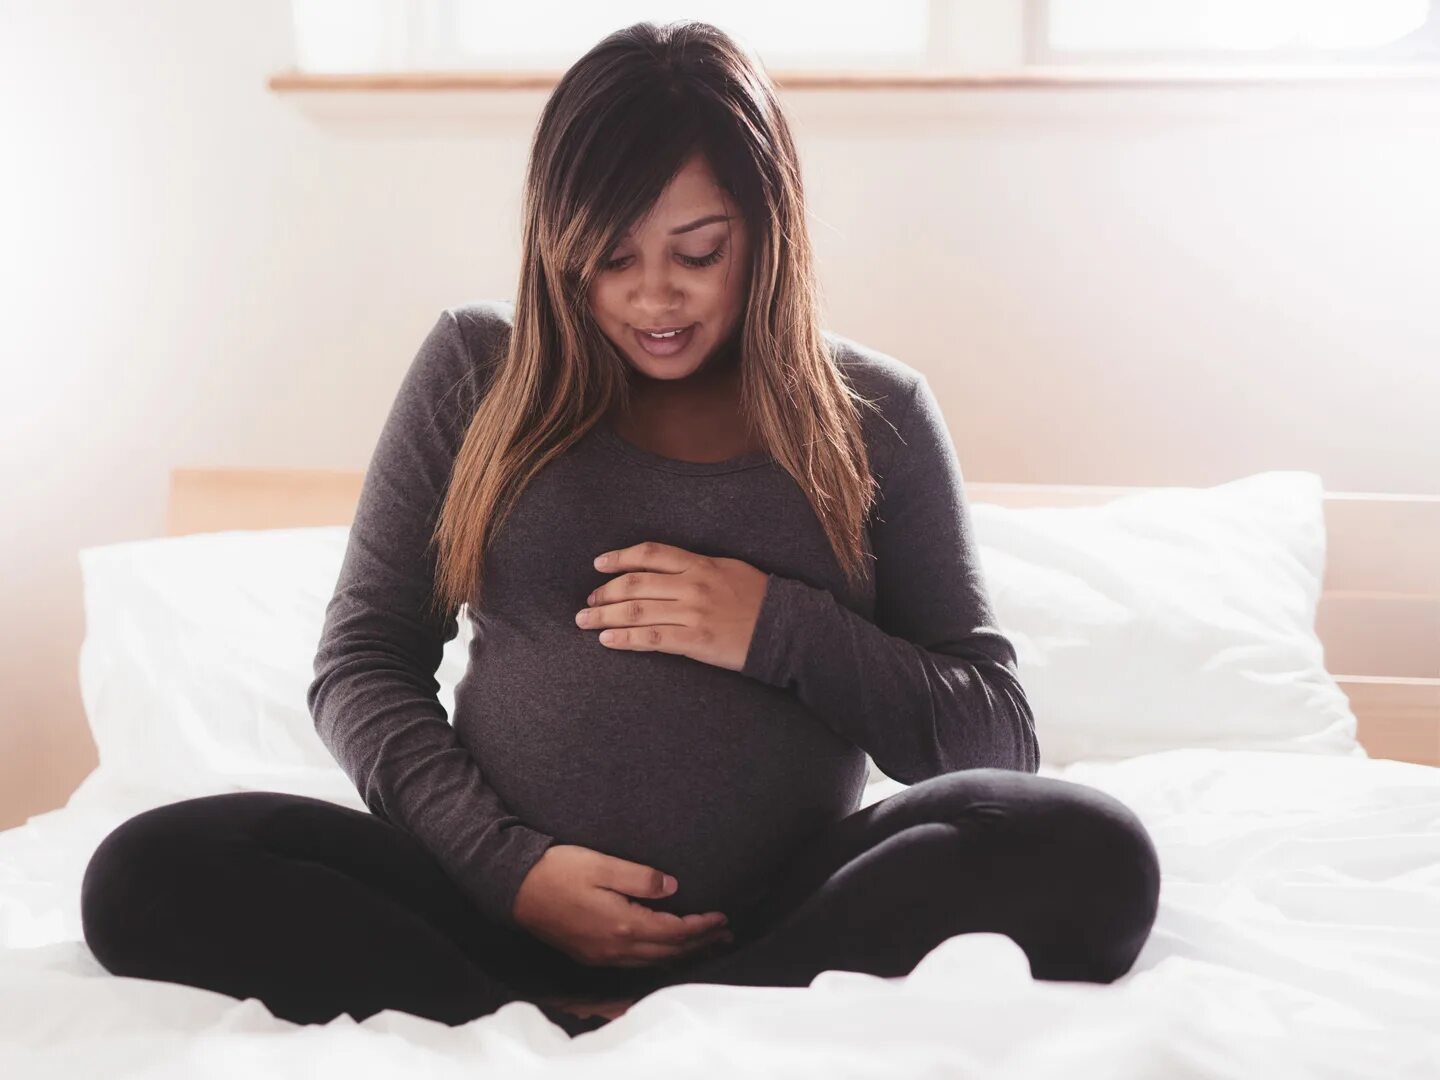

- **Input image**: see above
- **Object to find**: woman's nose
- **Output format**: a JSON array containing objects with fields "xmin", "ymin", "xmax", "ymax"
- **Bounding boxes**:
[{"xmin": 632, "ymin": 267, "xmax": 680, "ymax": 307}]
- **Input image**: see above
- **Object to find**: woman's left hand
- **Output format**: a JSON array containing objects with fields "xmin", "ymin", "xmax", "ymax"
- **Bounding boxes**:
[{"xmin": 576, "ymin": 542, "xmax": 769, "ymax": 673}]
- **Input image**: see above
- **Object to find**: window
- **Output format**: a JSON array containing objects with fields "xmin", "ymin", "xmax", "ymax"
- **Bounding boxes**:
[
  {"xmin": 1028, "ymin": 0, "xmax": 1440, "ymax": 66},
  {"xmin": 438, "ymin": 1, "xmax": 930, "ymax": 70},
  {"xmin": 291, "ymin": 0, "xmax": 933, "ymax": 73},
  {"xmin": 287, "ymin": 0, "xmax": 1440, "ymax": 74}
]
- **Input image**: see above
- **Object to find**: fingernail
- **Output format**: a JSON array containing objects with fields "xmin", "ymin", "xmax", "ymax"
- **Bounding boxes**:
[{"xmin": 662, "ymin": 875, "xmax": 676, "ymax": 893}]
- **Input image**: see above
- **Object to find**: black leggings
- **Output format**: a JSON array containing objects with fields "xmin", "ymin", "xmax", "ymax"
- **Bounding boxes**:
[{"xmin": 80, "ymin": 768, "xmax": 1160, "ymax": 1034}]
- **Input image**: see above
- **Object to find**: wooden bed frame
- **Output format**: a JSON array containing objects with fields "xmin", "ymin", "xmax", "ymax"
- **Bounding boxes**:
[{"xmin": 167, "ymin": 467, "xmax": 1440, "ymax": 769}]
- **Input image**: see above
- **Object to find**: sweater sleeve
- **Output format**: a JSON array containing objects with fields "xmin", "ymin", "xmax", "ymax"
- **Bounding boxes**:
[
  {"xmin": 740, "ymin": 374, "xmax": 1041, "ymax": 782},
  {"xmin": 306, "ymin": 308, "xmax": 555, "ymax": 928}
]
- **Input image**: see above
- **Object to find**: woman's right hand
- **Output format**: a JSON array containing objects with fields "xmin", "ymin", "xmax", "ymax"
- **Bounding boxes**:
[{"xmin": 511, "ymin": 844, "xmax": 734, "ymax": 968}]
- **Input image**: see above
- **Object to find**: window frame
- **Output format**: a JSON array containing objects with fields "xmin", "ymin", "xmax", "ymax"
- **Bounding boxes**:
[{"xmin": 1022, "ymin": 0, "xmax": 1439, "ymax": 67}]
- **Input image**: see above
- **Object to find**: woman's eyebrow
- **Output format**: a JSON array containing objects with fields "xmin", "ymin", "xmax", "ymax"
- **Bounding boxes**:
[
  {"xmin": 623, "ymin": 213, "xmax": 733, "ymax": 239},
  {"xmin": 668, "ymin": 213, "xmax": 733, "ymax": 235}
]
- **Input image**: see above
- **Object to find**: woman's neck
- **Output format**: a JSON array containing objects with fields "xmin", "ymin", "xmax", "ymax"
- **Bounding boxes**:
[
  {"xmin": 609, "ymin": 348, "xmax": 760, "ymax": 461},
  {"xmin": 624, "ymin": 334, "xmax": 742, "ymax": 415}
]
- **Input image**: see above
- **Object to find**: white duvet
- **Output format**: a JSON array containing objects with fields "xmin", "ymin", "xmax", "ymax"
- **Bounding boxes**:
[{"xmin": 2, "ymin": 747, "xmax": 1438, "ymax": 1078}]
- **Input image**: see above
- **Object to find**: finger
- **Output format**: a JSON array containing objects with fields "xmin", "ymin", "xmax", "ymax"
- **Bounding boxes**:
[
  {"xmin": 671, "ymin": 925, "xmax": 737, "ymax": 957},
  {"xmin": 602, "ymin": 859, "xmax": 677, "ymax": 901},
  {"xmin": 585, "ymin": 571, "xmax": 682, "ymax": 608},
  {"xmin": 678, "ymin": 911, "xmax": 730, "ymax": 935},
  {"xmin": 626, "ymin": 907, "xmax": 728, "ymax": 947},
  {"xmin": 594, "ymin": 541, "xmax": 696, "ymax": 575},
  {"xmin": 624, "ymin": 915, "xmax": 731, "ymax": 967},
  {"xmin": 625, "ymin": 925, "xmax": 736, "ymax": 965},
  {"xmin": 585, "ymin": 596, "xmax": 689, "ymax": 630},
  {"xmin": 599, "ymin": 622, "xmax": 697, "ymax": 654}
]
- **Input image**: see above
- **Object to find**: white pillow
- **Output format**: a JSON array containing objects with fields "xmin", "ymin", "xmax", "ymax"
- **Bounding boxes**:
[
  {"xmin": 969, "ymin": 469, "xmax": 1362, "ymax": 765},
  {"xmin": 74, "ymin": 469, "xmax": 1358, "ymax": 796},
  {"xmin": 77, "ymin": 527, "xmax": 474, "ymax": 796}
]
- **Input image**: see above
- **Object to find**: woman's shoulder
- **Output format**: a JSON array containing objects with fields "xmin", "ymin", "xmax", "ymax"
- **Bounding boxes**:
[
  {"xmin": 825, "ymin": 329, "xmax": 923, "ymax": 405},
  {"xmin": 822, "ymin": 329, "xmax": 926, "ymax": 457},
  {"xmin": 446, "ymin": 297, "xmax": 515, "ymax": 362},
  {"xmin": 447, "ymin": 298, "xmax": 516, "ymax": 337}
]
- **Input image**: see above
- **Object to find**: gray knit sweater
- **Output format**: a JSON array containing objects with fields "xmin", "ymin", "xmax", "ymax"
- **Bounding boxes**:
[{"xmin": 307, "ymin": 299, "xmax": 1039, "ymax": 930}]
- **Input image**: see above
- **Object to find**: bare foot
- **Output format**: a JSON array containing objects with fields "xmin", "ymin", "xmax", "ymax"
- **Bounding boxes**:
[{"xmin": 552, "ymin": 997, "xmax": 635, "ymax": 1020}]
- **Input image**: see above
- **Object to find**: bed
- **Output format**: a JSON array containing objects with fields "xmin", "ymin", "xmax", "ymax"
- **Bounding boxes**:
[{"xmin": 1, "ymin": 466, "xmax": 1436, "ymax": 1077}]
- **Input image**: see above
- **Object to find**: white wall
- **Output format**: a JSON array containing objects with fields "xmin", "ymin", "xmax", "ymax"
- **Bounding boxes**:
[{"xmin": 2, "ymin": 0, "xmax": 1437, "ymax": 828}]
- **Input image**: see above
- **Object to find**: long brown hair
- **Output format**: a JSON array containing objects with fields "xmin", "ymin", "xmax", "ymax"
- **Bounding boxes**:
[{"xmin": 428, "ymin": 19, "xmax": 884, "ymax": 623}]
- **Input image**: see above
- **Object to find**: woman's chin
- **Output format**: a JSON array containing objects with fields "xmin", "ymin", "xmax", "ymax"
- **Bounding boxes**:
[{"xmin": 626, "ymin": 348, "xmax": 706, "ymax": 381}]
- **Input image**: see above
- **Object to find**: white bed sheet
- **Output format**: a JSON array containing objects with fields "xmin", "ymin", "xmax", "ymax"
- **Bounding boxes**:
[{"xmin": 2, "ymin": 748, "xmax": 1438, "ymax": 1078}]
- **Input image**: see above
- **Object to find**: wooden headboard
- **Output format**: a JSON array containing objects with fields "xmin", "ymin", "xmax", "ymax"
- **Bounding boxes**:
[{"xmin": 167, "ymin": 467, "xmax": 1440, "ymax": 769}]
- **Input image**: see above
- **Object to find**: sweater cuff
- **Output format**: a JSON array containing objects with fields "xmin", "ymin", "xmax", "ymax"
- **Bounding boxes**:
[
  {"xmin": 458, "ymin": 824, "xmax": 557, "ymax": 928},
  {"xmin": 741, "ymin": 572, "xmax": 806, "ymax": 687}
]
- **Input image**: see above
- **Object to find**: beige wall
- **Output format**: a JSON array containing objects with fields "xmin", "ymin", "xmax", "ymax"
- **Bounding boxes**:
[{"xmin": 3, "ymin": 1, "xmax": 1437, "ymax": 829}]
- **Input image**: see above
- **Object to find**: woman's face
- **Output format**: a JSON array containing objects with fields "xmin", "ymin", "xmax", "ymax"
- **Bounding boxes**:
[{"xmin": 587, "ymin": 152, "xmax": 750, "ymax": 386}]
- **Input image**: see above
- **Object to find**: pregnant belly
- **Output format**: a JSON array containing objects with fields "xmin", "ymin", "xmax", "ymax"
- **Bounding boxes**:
[{"xmin": 454, "ymin": 636, "xmax": 867, "ymax": 919}]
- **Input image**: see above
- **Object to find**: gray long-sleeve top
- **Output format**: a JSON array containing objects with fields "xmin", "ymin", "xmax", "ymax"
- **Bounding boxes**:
[{"xmin": 307, "ymin": 299, "xmax": 1040, "ymax": 930}]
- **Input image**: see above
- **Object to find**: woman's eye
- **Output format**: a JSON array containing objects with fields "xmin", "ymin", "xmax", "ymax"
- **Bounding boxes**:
[
  {"xmin": 682, "ymin": 245, "xmax": 726, "ymax": 269},
  {"xmin": 601, "ymin": 245, "xmax": 726, "ymax": 272}
]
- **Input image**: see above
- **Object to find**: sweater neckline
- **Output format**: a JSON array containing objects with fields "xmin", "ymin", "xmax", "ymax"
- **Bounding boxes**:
[{"xmin": 594, "ymin": 416, "xmax": 774, "ymax": 475}]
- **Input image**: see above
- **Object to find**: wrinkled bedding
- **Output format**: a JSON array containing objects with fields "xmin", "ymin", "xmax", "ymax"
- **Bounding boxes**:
[{"xmin": 2, "ymin": 746, "xmax": 1437, "ymax": 1078}]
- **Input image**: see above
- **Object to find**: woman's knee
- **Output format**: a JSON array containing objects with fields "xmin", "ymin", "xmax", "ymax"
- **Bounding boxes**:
[
  {"xmin": 933, "ymin": 771, "xmax": 1161, "ymax": 977},
  {"xmin": 889, "ymin": 767, "xmax": 1042, "ymax": 826},
  {"xmin": 926, "ymin": 772, "xmax": 1158, "ymax": 885},
  {"xmin": 1031, "ymin": 781, "xmax": 1162, "ymax": 979},
  {"xmin": 906, "ymin": 771, "xmax": 1157, "ymax": 863},
  {"xmin": 80, "ymin": 792, "xmax": 290, "ymax": 971},
  {"xmin": 1052, "ymin": 782, "xmax": 1159, "ymax": 905}
]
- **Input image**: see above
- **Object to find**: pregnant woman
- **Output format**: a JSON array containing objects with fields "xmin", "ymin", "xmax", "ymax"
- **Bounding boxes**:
[{"xmin": 79, "ymin": 20, "xmax": 1160, "ymax": 1038}]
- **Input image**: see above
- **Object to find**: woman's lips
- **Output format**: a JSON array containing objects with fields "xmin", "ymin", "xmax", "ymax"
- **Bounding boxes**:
[{"xmin": 633, "ymin": 324, "xmax": 696, "ymax": 357}]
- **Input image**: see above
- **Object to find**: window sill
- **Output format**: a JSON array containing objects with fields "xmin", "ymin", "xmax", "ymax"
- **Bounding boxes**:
[{"xmin": 269, "ymin": 64, "xmax": 1440, "ymax": 93}]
